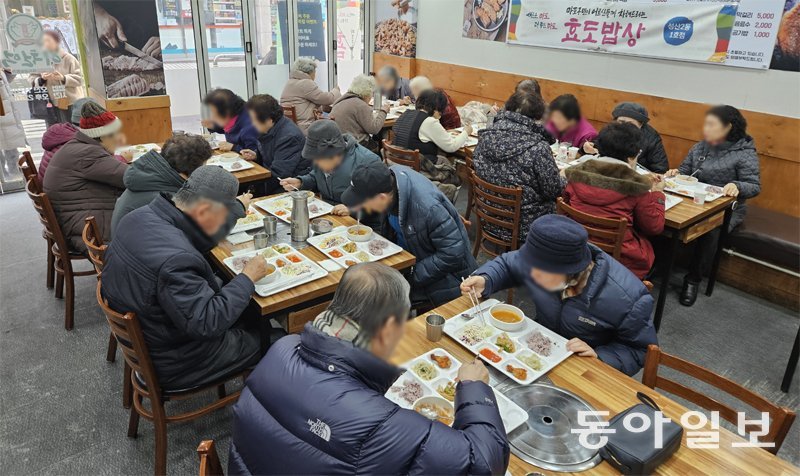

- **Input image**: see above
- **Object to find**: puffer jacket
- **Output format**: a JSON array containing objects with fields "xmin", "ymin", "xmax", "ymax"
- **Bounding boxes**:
[
  {"xmin": 102, "ymin": 194, "xmax": 256, "ymax": 388},
  {"xmin": 476, "ymin": 244, "xmax": 658, "ymax": 376},
  {"xmin": 678, "ymin": 137, "xmax": 760, "ymax": 229},
  {"xmin": 255, "ymin": 115, "xmax": 308, "ymax": 179},
  {"xmin": 209, "ymin": 112, "xmax": 260, "ymax": 153},
  {"xmin": 473, "ymin": 111, "xmax": 565, "ymax": 242},
  {"xmin": 280, "ymin": 70, "xmax": 341, "ymax": 133},
  {"xmin": 564, "ymin": 158, "xmax": 665, "ymax": 279},
  {"xmin": 297, "ymin": 134, "xmax": 381, "ymax": 204},
  {"xmin": 638, "ymin": 124, "xmax": 669, "ymax": 174},
  {"xmin": 386, "ymin": 165, "xmax": 477, "ymax": 305},
  {"xmin": 38, "ymin": 122, "xmax": 78, "ymax": 182},
  {"xmin": 42, "ymin": 131, "xmax": 127, "ymax": 252},
  {"xmin": 228, "ymin": 325, "xmax": 510, "ymax": 475}
]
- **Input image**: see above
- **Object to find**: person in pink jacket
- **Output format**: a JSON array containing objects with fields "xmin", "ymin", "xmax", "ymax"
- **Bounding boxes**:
[{"xmin": 545, "ymin": 94, "xmax": 598, "ymax": 149}]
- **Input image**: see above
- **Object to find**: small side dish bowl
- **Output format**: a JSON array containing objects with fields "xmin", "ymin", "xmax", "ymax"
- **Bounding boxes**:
[
  {"xmin": 675, "ymin": 174, "xmax": 699, "ymax": 187},
  {"xmin": 347, "ymin": 225, "xmax": 373, "ymax": 242},
  {"xmin": 218, "ymin": 152, "xmax": 240, "ymax": 163},
  {"xmin": 488, "ymin": 303, "xmax": 526, "ymax": 332},
  {"xmin": 311, "ymin": 218, "xmax": 333, "ymax": 234},
  {"xmin": 254, "ymin": 263, "xmax": 278, "ymax": 286},
  {"xmin": 413, "ymin": 396, "xmax": 455, "ymax": 426}
]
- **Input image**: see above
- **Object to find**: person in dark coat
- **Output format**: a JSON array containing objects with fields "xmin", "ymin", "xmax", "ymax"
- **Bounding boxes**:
[
  {"xmin": 377, "ymin": 65, "xmax": 414, "ymax": 104},
  {"xmin": 342, "ymin": 162, "xmax": 477, "ymax": 307},
  {"xmin": 280, "ymin": 120, "xmax": 381, "ymax": 219},
  {"xmin": 229, "ymin": 263, "xmax": 509, "ymax": 475},
  {"xmin": 461, "ymin": 215, "xmax": 658, "ymax": 376},
  {"xmin": 102, "ymin": 166, "xmax": 273, "ymax": 390},
  {"xmin": 584, "ymin": 102, "xmax": 670, "ymax": 173},
  {"xmin": 43, "ymin": 101, "xmax": 128, "ymax": 252},
  {"xmin": 110, "ymin": 135, "xmax": 248, "ymax": 237},
  {"xmin": 564, "ymin": 122, "xmax": 666, "ymax": 279},
  {"xmin": 241, "ymin": 94, "xmax": 309, "ymax": 195},
  {"xmin": 473, "ymin": 91, "xmax": 565, "ymax": 242},
  {"xmin": 665, "ymin": 105, "xmax": 761, "ymax": 306},
  {"xmin": 202, "ymin": 89, "xmax": 259, "ymax": 153}
]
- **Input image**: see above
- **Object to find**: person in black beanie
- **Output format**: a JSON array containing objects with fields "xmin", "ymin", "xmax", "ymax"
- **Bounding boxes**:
[{"xmin": 461, "ymin": 214, "xmax": 658, "ymax": 376}]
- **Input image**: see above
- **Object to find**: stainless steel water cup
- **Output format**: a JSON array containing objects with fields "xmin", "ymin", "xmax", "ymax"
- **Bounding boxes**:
[
  {"xmin": 426, "ymin": 314, "xmax": 446, "ymax": 342},
  {"xmin": 263, "ymin": 216, "xmax": 278, "ymax": 236},
  {"xmin": 253, "ymin": 232, "xmax": 268, "ymax": 249}
]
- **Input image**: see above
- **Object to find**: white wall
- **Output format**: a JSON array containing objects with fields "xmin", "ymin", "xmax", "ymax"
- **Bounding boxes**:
[{"xmin": 415, "ymin": 0, "xmax": 800, "ymax": 118}]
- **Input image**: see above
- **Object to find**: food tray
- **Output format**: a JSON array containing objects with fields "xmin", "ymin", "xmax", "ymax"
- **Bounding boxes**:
[
  {"xmin": 230, "ymin": 207, "xmax": 265, "ymax": 234},
  {"xmin": 115, "ymin": 143, "xmax": 160, "ymax": 161},
  {"xmin": 307, "ymin": 228, "xmax": 403, "ymax": 268},
  {"xmin": 443, "ymin": 299, "xmax": 572, "ymax": 385},
  {"xmin": 206, "ymin": 156, "xmax": 254, "ymax": 172},
  {"xmin": 447, "ymin": 130, "xmax": 479, "ymax": 148},
  {"xmin": 222, "ymin": 243, "xmax": 328, "ymax": 298},
  {"xmin": 387, "ymin": 348, "xmax": 529, "ymax": 434},
  {"xmin": 255, "ymin": 193, "xmax": 334, "ymax": 223},
  {"xmin": 664, "ymin": 179, "xmax": 724, "ymax": 202}
]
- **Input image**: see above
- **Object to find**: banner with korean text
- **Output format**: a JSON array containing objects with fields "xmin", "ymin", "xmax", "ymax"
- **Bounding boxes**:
[{"xmin": 507, "ymin": 0, "xmax": 785, "ymax": 69}]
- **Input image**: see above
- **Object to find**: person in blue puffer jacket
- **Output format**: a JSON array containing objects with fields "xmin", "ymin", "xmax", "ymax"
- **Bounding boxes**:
[
  {"xmin": 461, "ymin": 214, "xmax": 658, "ymax": 376},
  {"xmin": 229, "ymin": 263, "xmax": 510, "ymax": 475}
]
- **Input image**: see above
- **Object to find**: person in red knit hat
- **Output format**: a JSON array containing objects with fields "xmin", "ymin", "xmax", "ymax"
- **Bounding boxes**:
[{"xmin": 43, "ymin": 101, "xmax": 129, "ymax": 252}]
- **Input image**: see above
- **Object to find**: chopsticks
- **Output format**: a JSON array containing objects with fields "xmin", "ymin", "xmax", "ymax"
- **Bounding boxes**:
[
  {"xmin": 461, "ymin": 277, "xmax": 487, "ymax": 328},
  {"xmin": 278, "ymin": 177, "xmax": 300, "ymax": 192}
]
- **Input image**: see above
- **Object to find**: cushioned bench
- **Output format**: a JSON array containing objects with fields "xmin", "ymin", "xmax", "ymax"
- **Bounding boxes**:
[{"xmin": 727, "ymin": 205, "xmax": 800, "ymax": 272}]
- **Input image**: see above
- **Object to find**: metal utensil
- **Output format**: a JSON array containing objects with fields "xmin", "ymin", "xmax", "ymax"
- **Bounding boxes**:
[
  {"xmin": 263, "ymin": 216, "xmax": 278, "ymax": 236},
  {"xmin": 278, "ymin": 176, "xmax": 300, "ymax": 192},
  {"xmin": 253, "ymin": 232, "xmax": 268, "ymax": 249},
  {"xmin": 461, "ymin": 277, "xmax": 487, "ymax": 328},
  {"xmin": 425, "ymin": 314, "xmax": 445, "ymax": 342}
]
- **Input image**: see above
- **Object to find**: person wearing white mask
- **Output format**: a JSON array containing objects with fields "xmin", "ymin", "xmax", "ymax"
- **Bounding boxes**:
[{"xmin": 460, "ymin": 214, "xmax": 658, "ymax": 376}]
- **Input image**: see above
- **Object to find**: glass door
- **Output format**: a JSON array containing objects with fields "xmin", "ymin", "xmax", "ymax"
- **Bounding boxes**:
[
  {"xmin": 296, "ymin": 0, "xmax": 330, "ymax": 91},
  {"xmin": 250, "ymin": 0, "xmax": 290, "ymax": 97},
  {"xmin": 333, "ymin": 0, "xmax": 364, "ymax": 92},
  {"xmin": 199, "ymin": 0, "xmax": 249, "ymax": 99}
]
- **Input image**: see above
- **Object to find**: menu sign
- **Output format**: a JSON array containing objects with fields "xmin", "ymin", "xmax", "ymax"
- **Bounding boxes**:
[{"xmin": 507, "ymin": 0, "xmax": 785, "ymax": 69}]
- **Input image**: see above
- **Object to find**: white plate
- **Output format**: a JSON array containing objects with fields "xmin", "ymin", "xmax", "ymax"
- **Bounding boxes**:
[
  {"xmin": 388, "ymin": 348, "xmax": 529, "ymax": 434},
  {"xmin": 443, "ymin": 299, "xmax": 573, "ymax": 385},
  {"xmin": 207, "ymin": 157, "xmax": 255, "ymax": 172},
  {"xmin": 664, "ymin": 179, "xmax": 724, "ymax": 202},
  {"xmin": 307, "ymin": 229, "xmax": 403, "ymax": 269},
  {"xmin": 115, "ymin": 143, "xmax": 161, "ymax": 161},
  {"xmin": 230, "ymin": 207, "xmax": 265, "ymax": 234},
  {"xmin": 255, "ymin": 193, "xmax": 334, "ymax": 224},
  {"xmin": 222, "ymin": 244, "xmax": 328, "ymax": 298}
]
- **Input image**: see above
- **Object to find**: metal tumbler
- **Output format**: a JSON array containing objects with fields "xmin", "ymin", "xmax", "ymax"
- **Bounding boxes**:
[
  {"xmin": 263, "ymin": 216, "xmax": 278, "ymax": 236},
  {"xmin": 426, "ymin": 314, "xmax": 446, "ymax": 342},
  {"xmin": 253, "ymin": 232, "xmax": 268, "ymax": 249}
]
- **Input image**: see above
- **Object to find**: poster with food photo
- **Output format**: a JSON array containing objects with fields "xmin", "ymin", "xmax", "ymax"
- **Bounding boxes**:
[
  {"xmin": 771, "ymin": 0, "xmax": 800, "ymax": 71},
  {"xmin": 374, "ymin": 0, "xmax": 417, "ymax": 57},
  {"xmin": 92, "ymin": 0, "xmax": 166, "ymax": 98},
  {"xmin": 462, "ymin": 0, "xmax": 510, "ymax": 42}
]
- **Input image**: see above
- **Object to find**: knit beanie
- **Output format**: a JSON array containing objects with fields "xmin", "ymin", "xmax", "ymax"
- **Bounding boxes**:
[
  {"xmin": 303, "ymin": 120, "xmax": 346, "ymax": 159},
  {"xmin": 79, "ymin": 101, "xmax": 122, "ymax": 138},
  {"xmin": 71, "ymin": 97, "xmax": 98, "ymax": 125},
  {"xmin": 520, "ymin": 215, "xmax": 593, "ymax": 275},
  {"xmin": 612, "ymin": 102, "xmax": 650, "ymax": 125}
]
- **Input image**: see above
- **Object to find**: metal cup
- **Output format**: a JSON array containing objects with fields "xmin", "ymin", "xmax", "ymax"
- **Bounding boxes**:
[
  {"xmin": 426, "ymin": 314, "xmax": 446, "ymax": 342},
  {"xmin": 263, "ymin": 216, "xmax": 278, "ymax": 236},
  {"xmin": 253, "ymin": 232, "xmax": 268, "ymax": 249}
]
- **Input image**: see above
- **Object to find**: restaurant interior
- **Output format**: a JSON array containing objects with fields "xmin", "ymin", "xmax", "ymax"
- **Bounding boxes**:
[{"xmin": 1, "ymin": 0, "xmax": 799, "ymax": 475}]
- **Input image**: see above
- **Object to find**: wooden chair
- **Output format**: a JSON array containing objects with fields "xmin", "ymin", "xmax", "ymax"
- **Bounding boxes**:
[
  {"xmin": 26, "ymin": 177, "xmax": 96, "ymax": 330},
  {"xmin": 18, "ymin": 154, "xmax": 56, "ymax": 289},
  {"xmin": 470, "ymin": 170, "xmax": 523, "ymax": 303},
  {"xmin": 282, "ymin": 105, "xmax": 298, "ymax": 124},
  {"xmin": 82, "ymin": 217, "xmax": 132, "ymax": 409},
  {"xmin": 557, "ymin": 197, "xmax": 627, "ymax": 261},
  {"xmin": 197, "ymin": 440, "xmax": 224, "ymax": 476},
  {"xmin": 462, "ymin": 149, "xmax": 476, "ymax": 223},
  {"xmin": 643, "ymin": 345, "xmax": 796, "ymax": 454},
  {"xmin": 96, "ymin": 279, "xmax": 246, "ymax": 475},
  {"xmin": 286, "ymin": 300, "xmax": 331, "ymax": 334},
  {"xmin": 381, "ymin": 139, "xmax": 421, "ymax": 172}
]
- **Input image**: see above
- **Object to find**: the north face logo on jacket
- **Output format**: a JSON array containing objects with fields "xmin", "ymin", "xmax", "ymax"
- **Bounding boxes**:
[{"xmin": 307, "ymin": 418, "xmax": 331, "ymax": 442}]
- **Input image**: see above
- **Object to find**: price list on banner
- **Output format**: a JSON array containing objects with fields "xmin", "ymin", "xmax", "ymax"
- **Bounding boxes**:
[{"xmin": 726, "ymin": 1, "xmax": 786, "ymax": 68}]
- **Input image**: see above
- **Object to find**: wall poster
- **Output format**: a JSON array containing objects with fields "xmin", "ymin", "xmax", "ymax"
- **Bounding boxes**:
[
  {"xmin": 463, "ymin": 0, "xmax": 510, "ymax": 42},
  {"xmin": 771, "ymin": 0, "xmax": 800, "ymax": 71},
  {"xmin": 374, "ymin": 0, "xmax": 417, "ymax": 57}
]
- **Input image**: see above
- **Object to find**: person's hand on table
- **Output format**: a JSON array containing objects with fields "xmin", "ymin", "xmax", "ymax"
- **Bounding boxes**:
[
  {"xmin": 456, "ymin": 358, "xmax": 490, "ymax": 384},
  {"xmin": 218, "ymin": 141, "xmax": 234, "ymax": 152},
  {"xmin": 464, "ymin": 124, "xmax": 474, "ymax": 136},
  {"xmin": 460, "ymin": 275, "xmax": 486, "ymax": 297},
  {"xmin": 239, "ymin": 149, "xmax": 257, "ymax": 161},
  {"xmin": 279, "ymin": 177, "xmax": 302, "ymax": 191},
  {"xmin": 201, "ymin": 118, "xmax": 215, "ymax": 130},
  {"xmin": 650, "ymin": 175, "xmax": 667, "ymax": 192},
  {"xmin": 142, "ymin": 37, "xmax": 162, "ymax": 59},
  {"xmin": 120, "ymin": 149, "xmax": 134, "ymax": 162},
  {"xmin": 723, "ymin": 183, "xmax": 739, "ymax": 197},
  {"xmin": 381, "ymin": 103, "xmax": 391, "ymax": 114},
  {"xmin": 242, "ymin": 256, "xmax": 270, "ymax": 283},
  {"xmin": 583, "ymin": 141, "xmax": 598, "ymax": 155},
  {"xmin": 237, "ymin": 193, "xmax": 253, "ymax": 209},
  {"xmin": 399, "ymin": 96, "xmax": 412, "ymax": 106},
  {"xmin": 94, "ymin": 3, "xmax": 127, "ymax": 49},
  {"xmin": 331, "ymin": 204, "xmax": 349, "ymax": 216},
  {"xmin": 664, "ymin": 169, "xmax": 680, "ymax": 178},
  {"xmin": 566, "ymin": 338, "xmax": 597, "ymax": 358}
]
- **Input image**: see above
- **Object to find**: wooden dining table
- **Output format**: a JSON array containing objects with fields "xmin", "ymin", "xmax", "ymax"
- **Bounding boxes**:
[
  {"xmin": 209, "ymin": 198, "xmax": 416, "ymax": 318},
  {"xmin": 395, "ymin": 296, "xmax": 799, "ymax": 476},
  {"xmin": 209, "ymin": 149, "xmax": 271, "ymax": 184}
]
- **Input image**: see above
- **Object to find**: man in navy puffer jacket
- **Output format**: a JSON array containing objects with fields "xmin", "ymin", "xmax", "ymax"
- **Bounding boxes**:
[
  {"xmin": 462, "ymin": 215, "xmax": 658, "ymax": 376},
  {"xmin": 229, "ymin": 263, "xmax": 510, "ymax": 475}
]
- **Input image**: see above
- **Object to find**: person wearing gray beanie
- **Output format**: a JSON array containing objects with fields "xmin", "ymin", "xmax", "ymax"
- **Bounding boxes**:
[{"xmin": 461, "ymin": 214, "xmax": 658, "ymax": 376}]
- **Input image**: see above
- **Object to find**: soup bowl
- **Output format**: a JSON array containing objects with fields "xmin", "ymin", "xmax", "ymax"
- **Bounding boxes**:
[{"xmin": 489, "ymin": 303, "xmax": 526, "ymax": 332}]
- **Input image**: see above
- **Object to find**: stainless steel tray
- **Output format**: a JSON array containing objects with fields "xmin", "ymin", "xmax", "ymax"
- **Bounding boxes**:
[{"xmin": 504, "ymin": 383, "xmax": 603, "ymax": 472}]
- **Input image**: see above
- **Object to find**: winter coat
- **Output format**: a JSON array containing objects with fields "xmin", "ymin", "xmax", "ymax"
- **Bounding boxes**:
[
  {"xmin": 29, "ymin": 49, "xmax": 85, "ymax": 107},
  {"xmin": 678, "ymin": 137, "xmax": 760, "ymax": 229},
  {"xmin": 564, "ymin": 158, "xmax": 665, "ymax": 279},
  {"xmin": 386, "ymin": 165, "xmax": 477, "ymax": 305},
  {"xmin": 638, "ymin": 124, "xmax": 669, "ymax": 174},
  {"xmin": 439, "ymin": 90, "xmax": 462, "ymax": 130},
  {"xmin": 255, "ymin": 115, "xmax": 309, "ymax": 178},
  {"xmin": 38, "ymin": 122, "xmax": 78, "ymax": 182},
  {"xmin": 42, "ymin": 131, "xmax": 127, "ymax": 252},
  {"xmin": 0, "ymin": 71, "xmax": 26, "ymax": 150},
  {"xmin": 209, "ymin": 112, "xmax": 260, "ymax": 153},
  {"xmin": 546, "ymin": 117, "xmax": 598, "ymax": 148},
  {"xmin": 473, "ymin": 111, "xmax": 565, "ymax": 242},
  {"xmin": 228, "ymin": 325, "xmax": 510, "ymax": 475},
  {"xmin": 297, "ymin": 134, "xmax": 381, "ymax": 204},
  {"xmin": 102, "ymin": 194, "xmax": 256, "ymax": 388},
  {"xmin": 330, "ymin": 92, "xmax": 387, "ymax": 144},
  {"xmin": 476, "ymin": 244, "xmax": 658, "ymax": 375},
  {"xmin": 280, "ymin": 71, "xmax": 341, "ymax": 133}
]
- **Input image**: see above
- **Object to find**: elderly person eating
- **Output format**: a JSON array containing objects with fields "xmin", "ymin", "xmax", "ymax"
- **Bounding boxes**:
[
  {"xmin": 330, "ymin": 74, "xmax": 390, "ymax": 151},
  {"xmin": 376, "ymin": 65, "xmax": 413, "ymax": 104},
  {"xmin": 280, "ymin": 58, "xmax": 341, "ymax": 133},
  {"xmin": 229, "ymin": 262, "xmax": 510, "ymax": 475},
  {"xmin": 409, "ymin": 76, "xmax": 461, "ymax": 130}
]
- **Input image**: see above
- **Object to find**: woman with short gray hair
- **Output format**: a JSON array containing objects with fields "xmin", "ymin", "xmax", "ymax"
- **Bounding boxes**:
[
  {"xmin": 280, "ymin": 58, "xmax": 341, "ymax": 133},
  {"xmin": 329, "ymin": 74, "xmax": 390, "ymax": 151}
]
